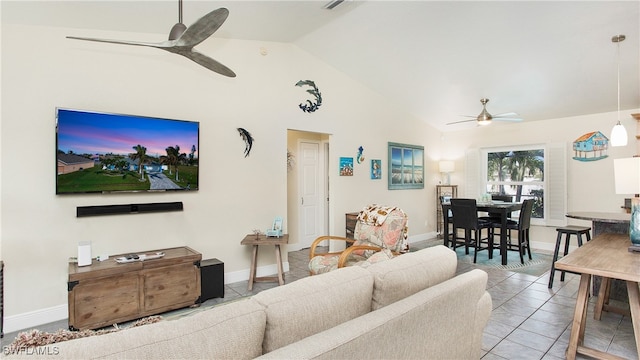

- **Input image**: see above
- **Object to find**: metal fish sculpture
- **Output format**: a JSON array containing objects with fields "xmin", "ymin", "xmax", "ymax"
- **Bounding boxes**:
[
  {"xmin": 357, "ymin": 146, "xmax": 364, "ymax": 164},
  {"xmin": 295, "ymin": 80, "xmax": 322, "ymax": 113},
  {"xmin": 237, "ymin": 128, "xmax": 254, "ymax": 157}
]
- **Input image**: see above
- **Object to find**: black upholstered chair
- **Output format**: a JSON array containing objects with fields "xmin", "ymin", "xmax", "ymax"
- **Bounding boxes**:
[
  {"xmin": 491, "ymin": 194, "xmax": 513, "ymax": 202},
  {"xmin": 480, "ymin": 194, "xmax": 514, "ymax": 222},
  {"xmin": 449, "ymin": 198, "xmax": 494, "ymax": 263},
  {"xmin": 493, "ymin": 199, "xmax": 534, "ymax": 264},
  {"xmin": 440, "ymin": 196, "xmax": 453, "ymax": 247}
]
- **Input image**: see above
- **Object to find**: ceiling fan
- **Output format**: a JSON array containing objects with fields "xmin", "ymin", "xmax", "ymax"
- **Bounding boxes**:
[
  {"xmin": 447, "ymin": 98, "xmax": 523, "ymax": 126},
  {"xmin": 66, "ymin": 0, "xmax": 236, "ymax": 77}
]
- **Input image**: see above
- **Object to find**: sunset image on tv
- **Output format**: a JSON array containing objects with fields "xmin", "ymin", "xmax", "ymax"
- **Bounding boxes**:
[{"xmin": 56, "ymin": 108, "xmax": 199, "ymax": 194}]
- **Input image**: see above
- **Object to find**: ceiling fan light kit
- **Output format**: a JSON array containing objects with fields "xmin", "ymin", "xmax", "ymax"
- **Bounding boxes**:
[
  {"xmin": 477, "ymin": 98, "xmax": 492, "ymax": 125},
  {"xmin": 609, "ymin": 34, "xmax": 627, "ymax": 147}
]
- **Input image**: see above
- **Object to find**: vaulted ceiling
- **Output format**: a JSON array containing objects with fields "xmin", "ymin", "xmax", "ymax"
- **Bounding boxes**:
[{"xmin": 3, "ymin": 1, "xmax": 639, "ymax": 132}]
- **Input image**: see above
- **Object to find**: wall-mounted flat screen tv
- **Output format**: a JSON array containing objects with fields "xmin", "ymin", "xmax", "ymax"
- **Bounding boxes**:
[{"xmin": 56, "ymin": 108, "xmax": 199, "ymax": 194}]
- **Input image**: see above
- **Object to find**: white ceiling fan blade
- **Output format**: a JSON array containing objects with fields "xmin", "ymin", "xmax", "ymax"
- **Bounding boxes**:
[
  {"xmin": 446, "ymin": 119, "xmax": 478, "ymax": 125},
  {"xmin": 494, "ymin": 118, "xmax": 523, "ymax": 122},
  {"xmin": 493, "ymin": 112, "xmax": 519, "ymax": 118}
]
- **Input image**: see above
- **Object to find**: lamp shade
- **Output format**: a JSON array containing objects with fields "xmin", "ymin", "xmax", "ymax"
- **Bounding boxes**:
[
  {"xmin": 610, "ymin": 122, "xmax": 628, "ymax": 147},
  {"xmin": 439, "ymin": 161, "xmax": 455, "ymax": 173},
  {"xmin": 614, "ymin": 157, "xmax": 640, "ymax": 194}
]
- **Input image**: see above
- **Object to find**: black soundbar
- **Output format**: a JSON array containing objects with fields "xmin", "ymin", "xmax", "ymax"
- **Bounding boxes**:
[{"xmin": 77, "ymin": 202, "xmax": 183, "ymax": 217}]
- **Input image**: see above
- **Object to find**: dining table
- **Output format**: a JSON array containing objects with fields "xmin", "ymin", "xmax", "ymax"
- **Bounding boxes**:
[
  {"xmin": 442, "ymin": 201, "xmax": 523, "ymax": 265},
  {"xmin": 554, "ymin": 232, "xmax": 640, "ymax": 360}
]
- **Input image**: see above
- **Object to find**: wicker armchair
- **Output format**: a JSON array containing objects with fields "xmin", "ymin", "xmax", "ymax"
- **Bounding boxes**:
[{"xmin": 308, "ymin": 205, "xmax": 408, "ymax": 275}]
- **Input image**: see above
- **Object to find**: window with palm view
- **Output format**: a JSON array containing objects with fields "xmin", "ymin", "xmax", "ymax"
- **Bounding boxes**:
[{"xmin": 485, "ymin": 148, "xmax": 544, "ymax": 219}]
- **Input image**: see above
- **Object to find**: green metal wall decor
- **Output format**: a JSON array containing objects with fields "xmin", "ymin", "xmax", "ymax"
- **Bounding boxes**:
[{"xmin": 295, "ymin": 80, "xmax": 322, "ymax": 113}]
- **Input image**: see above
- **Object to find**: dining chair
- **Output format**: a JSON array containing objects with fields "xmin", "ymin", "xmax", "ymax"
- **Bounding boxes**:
[
  {"xmin": 491, "ymin": 194, "xmax": 513, "ymax": 202},
  {"xmin": 439, "ymin": 196, "xmax": 453, "ymax": 247},
  {"xmin": 492, "ymin": 199, "xmax": 534, "ymax": 264},
  {"xmin": 449, "ymin": 198, "xmax": 494, "ymax": 263},
  {"xmin": 480, "ymin": 194, "xmax": 514, "ymax": 222}
]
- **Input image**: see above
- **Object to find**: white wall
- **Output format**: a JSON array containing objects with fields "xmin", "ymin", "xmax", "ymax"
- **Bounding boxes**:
[{"xmin": 1, "ymin": 22, "xmax": 437, "ymax": 331}]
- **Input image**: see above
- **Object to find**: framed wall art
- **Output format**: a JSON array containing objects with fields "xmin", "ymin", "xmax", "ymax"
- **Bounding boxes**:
[
  {"xmin": 339, "ymin": 157, "xmax": 353, "ymax": 176},
  {"xmin": 388, "ymin": 142, "xmax": 424, "ymax": 190},
  {"xmin": 371, "ymin": 159, "xmax": 382, "ymax": 179}
]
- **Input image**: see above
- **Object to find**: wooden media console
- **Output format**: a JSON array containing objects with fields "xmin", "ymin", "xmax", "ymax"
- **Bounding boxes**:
[{"xmin": 67, "ymin": 246, "xmax": 201, "ymax": 331}]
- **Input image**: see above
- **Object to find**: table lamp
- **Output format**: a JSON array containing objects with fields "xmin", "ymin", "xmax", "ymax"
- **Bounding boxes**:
[
  {"xmin": 613, "ymin": 157, "xmax": 640, "ymax": 251},
  {"xmin": 439, "ymin": 161, "xmax": 455, "ymax": 185}
]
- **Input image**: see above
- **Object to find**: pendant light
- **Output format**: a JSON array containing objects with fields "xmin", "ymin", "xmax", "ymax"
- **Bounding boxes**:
[{"xmin": 610, "ymin": 34, "xmax": 627, "ymax": 147}]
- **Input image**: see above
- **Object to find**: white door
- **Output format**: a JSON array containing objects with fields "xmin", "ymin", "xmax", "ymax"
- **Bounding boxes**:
[{"xmin": 299, "ymin": 141, "xmax": 323, "ymax": 248}]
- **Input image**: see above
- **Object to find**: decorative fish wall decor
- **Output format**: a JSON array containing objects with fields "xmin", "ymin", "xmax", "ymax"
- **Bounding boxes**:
[
  {"xmin": 295, "ymin": 80, "xmax": 322, "ymax": 113},
  {"xmin": 237, "ymin": 128, "xmax": 254, "ymax": 157}
]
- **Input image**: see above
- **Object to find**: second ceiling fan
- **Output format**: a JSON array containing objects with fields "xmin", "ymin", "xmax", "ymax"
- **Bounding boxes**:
[{"xmin": 447, "ymin": 98, "xmax": 523, "ymax": 126}]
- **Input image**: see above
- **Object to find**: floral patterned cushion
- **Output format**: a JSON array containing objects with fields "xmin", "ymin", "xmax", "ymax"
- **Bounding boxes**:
[
  {"xmin": 355, "ymin": 248, "xmax": 394, "ymax": 268},
  {"xmin": 352, "ymin": 206, "xmax": 409, "ymax": 255},
  {"xmin": 309, "ymin": 253, "xmax": 367, "ymax": 275},
  {"xmin": 308, "ymin": 205, "xmax": 408, "ymax": 275}
]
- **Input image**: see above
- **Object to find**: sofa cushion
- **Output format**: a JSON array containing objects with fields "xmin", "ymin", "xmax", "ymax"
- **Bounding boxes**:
[
  {"xmin": 256, "ymin": 269, "xmax": 491, "ymax": 360},
  {"xmin": 366, "ymin": 245, "xmax": 457, "ymax": 310},
  {"xmin": 252, "ymin": 265, "xmax": 373, "ymax": 354},
  {"xmin": 23, "ymin": 298, "xmax": 266, "ymax": 360}
]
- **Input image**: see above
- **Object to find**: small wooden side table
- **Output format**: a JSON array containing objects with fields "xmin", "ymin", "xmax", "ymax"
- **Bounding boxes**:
[{"xmin": 241, "ymin": 234, "xmax": 289, "ymax": 290}]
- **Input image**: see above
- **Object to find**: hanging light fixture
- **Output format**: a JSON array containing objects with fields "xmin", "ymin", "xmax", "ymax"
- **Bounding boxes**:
[{"xmin": 610, "ymin": 34, "xmax": 627, "ymax": 147}]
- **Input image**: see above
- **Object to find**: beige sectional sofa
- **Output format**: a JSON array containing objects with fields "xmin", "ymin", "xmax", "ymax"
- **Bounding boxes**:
[{"xmin": 7, "ymin": 245, "xmax": 492, "ymax": 359}]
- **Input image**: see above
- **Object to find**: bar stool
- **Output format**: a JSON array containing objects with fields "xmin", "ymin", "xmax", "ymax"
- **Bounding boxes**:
[{"xmin": 548, "ymin": 225, "xmax": 591, "ymax": 288}]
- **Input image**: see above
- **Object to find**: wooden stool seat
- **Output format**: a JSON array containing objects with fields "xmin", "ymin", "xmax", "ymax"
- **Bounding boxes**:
[{"xmin": 548, "ymin": 226, "xmax": 591, "ymax": 288}]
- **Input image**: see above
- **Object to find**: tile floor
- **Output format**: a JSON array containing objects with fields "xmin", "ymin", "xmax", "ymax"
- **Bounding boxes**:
[{"xmin": 2, "ymin": 239, "xmax": 637, "ymax": 360}]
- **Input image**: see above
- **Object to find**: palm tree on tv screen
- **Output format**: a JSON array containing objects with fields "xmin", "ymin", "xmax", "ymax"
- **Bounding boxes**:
[
  {"xmin": 130, "ymin": 145, "xmax": 147, "ymax": 181},
  {"xmin": 162, "ymin": 145, "xmax": 187, "ymax": 182}
]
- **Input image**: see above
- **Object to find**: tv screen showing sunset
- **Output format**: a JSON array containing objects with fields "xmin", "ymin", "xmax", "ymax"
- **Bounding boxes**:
[{"xmin": 56, "ymin": 108, "xmax": 199, "ymax": 194}]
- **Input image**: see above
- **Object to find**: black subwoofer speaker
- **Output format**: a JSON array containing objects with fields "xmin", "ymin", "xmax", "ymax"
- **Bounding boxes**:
[{"xmin": 200, "ymin": 258, "xmax": 224, "ymax": 302}]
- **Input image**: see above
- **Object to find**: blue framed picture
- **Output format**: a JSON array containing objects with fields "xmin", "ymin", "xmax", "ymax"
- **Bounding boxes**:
[
  {"xmin": 371, "ymin": 159, "xmax": 382, "ymax": 179},
  {"xmin": 339, "ymin": 157, "xmax": 353, "ymax": 176},
  {"xmin": 388, "ymin": 142, "xmax": 424, "ymax": 189}
]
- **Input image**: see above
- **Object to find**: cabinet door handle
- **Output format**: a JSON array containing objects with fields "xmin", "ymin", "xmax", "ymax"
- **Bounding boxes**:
[{"xmin": 301, "ymin": 197, "xmax": 304, "ymax": 205}]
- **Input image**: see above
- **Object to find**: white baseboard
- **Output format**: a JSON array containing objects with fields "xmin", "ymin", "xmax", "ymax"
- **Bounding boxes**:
[
  {"xmin": 409, "ymin": 232, "xmax": 435, "ymax": 244},
  {"xmin": 4, "ymin": 304, "xmax": 68, "ymax": 334},
  {"xmin": 223, "ymin": 262, "xmax": 290, "ymax": 284}
]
